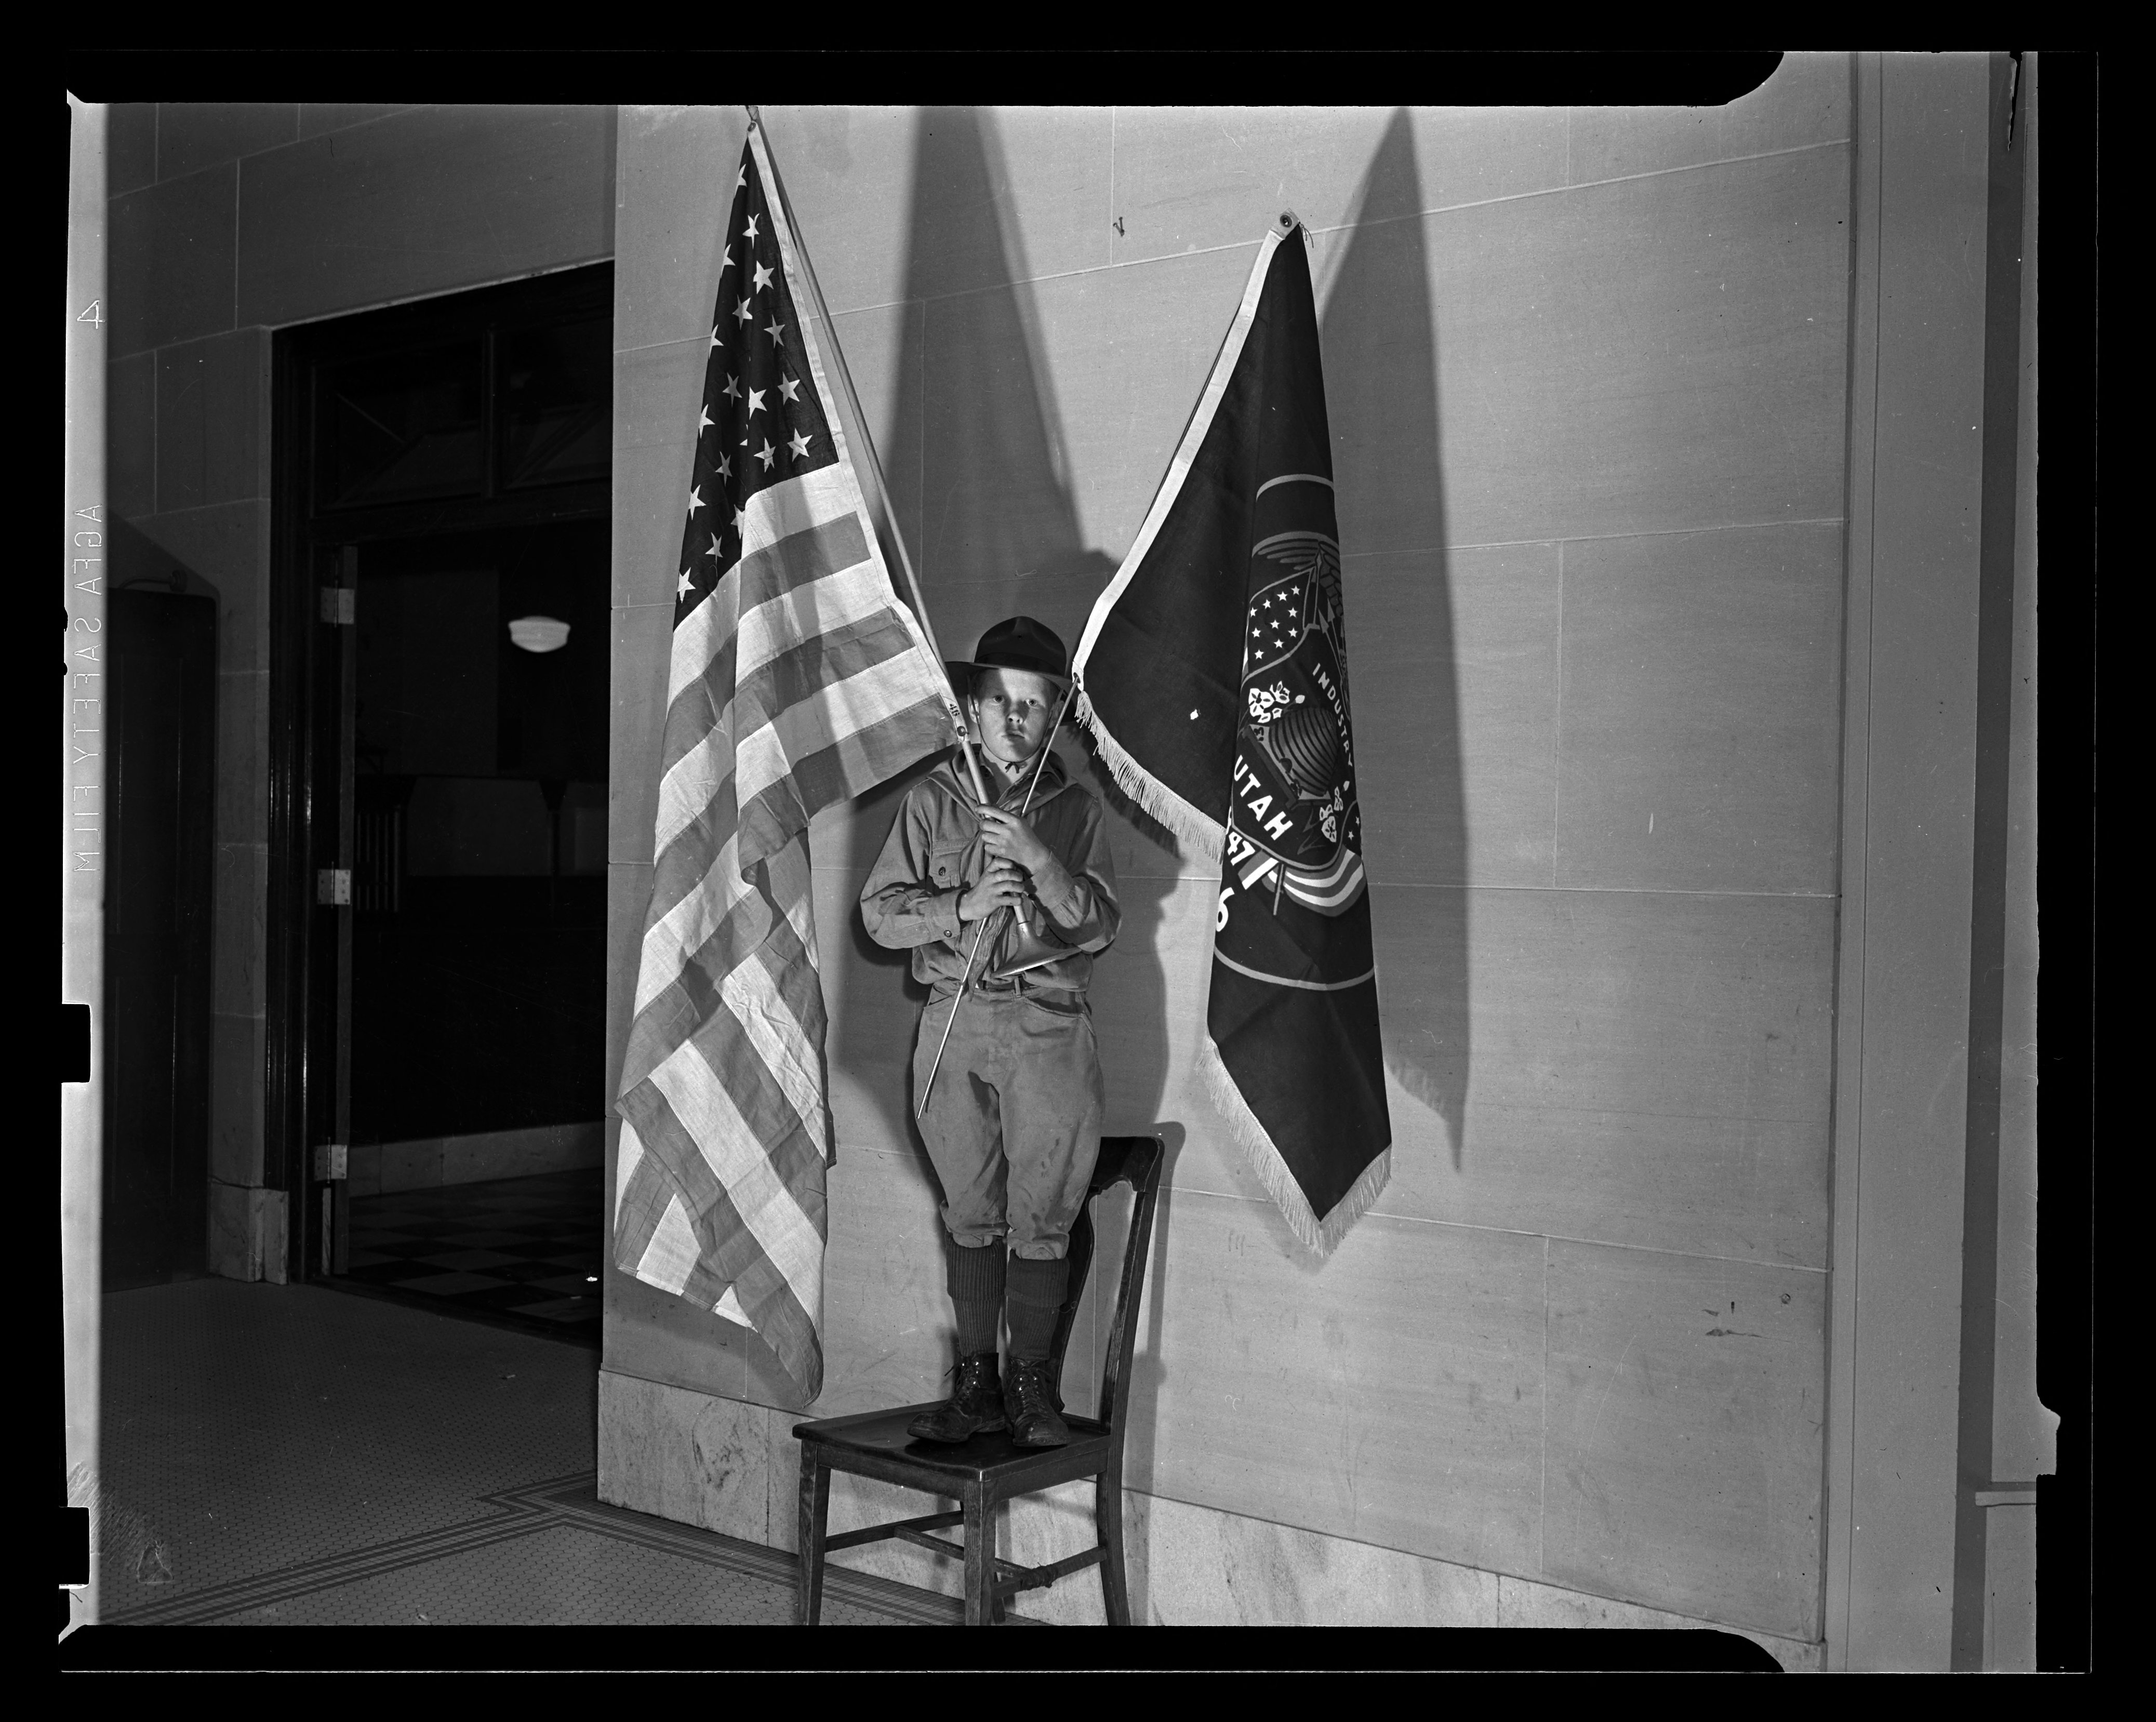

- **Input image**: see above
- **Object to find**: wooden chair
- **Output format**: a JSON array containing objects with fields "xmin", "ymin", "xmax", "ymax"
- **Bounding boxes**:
[{"xmin": 792, "ymin": 1132, "xmax": 1167, "ymax": 1626}]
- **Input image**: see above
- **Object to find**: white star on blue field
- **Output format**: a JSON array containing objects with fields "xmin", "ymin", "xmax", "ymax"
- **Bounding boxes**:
[{"xmin": 674, "ymin": 151, "xmax": 840, "ymax": 625}]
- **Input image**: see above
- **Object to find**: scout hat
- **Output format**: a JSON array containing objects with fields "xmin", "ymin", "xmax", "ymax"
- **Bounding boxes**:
[{"xmin": 946, "ymin": 615, "xmax": 1072, "ymax": 695}]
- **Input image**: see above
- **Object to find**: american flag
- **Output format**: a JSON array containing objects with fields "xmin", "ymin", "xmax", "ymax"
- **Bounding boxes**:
[{"xmin": 612, "ymin": 131, "xmax": 956, "ymax": 1401}]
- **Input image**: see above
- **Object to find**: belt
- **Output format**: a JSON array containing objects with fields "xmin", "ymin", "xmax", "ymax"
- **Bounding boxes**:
[{"xmin": 961, "ymin": 974, "xmax": 1083, "ymax": 998}]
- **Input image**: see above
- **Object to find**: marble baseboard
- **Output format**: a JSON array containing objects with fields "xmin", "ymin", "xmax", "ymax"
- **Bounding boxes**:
[
  {"xmin": 345, "ymin": 1123, "xmax": 605, "ymax": 1198},
  {"xmin": 594, "ymin": 1367, "xmax": 1822, "ymax": 1666},
  {"xmin": 1490, "ymin": 1571, "xmax": 1821, "ymax": 1670},
  {"xmin": 596, "ymin": 1368, "xmax": 771, "ymax": 1544},
  {"xmin": 206, "ymin": 1182, "xmax": 286, "ymax": 1283},
  {"xmin": 1981, "ymin": 1502, "xmax": 2037, "ymax": 1672},
  {"xmin": 260, "ymin": 1190, "xmax": 287, "ymax": 1284}
]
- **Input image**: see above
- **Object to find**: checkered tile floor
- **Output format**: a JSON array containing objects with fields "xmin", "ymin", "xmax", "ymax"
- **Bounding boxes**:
[{"xmin": 338, "ymin": 1168, "xmax": 602, "ymax": 1344}]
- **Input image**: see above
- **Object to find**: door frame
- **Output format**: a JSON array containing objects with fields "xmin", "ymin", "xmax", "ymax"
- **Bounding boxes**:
[
  {"xmin": 266, "ymin": 262, "xmax": 616, "ymax": 1285},
  {"xmin": 1819, "ymin": 52, "xmax": 2055, "ymax": 1671}
]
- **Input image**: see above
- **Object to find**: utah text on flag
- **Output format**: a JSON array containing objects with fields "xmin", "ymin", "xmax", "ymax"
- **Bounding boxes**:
[{"xmin": 612, "ymin": 132, "xmax": 955, "ymax": 1400}]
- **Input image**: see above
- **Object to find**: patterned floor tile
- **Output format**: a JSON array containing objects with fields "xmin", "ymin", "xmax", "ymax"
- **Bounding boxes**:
[
  {"xmin": 97, "ymin": 1288, "xmax": 955, "ymax": 1627},
  {"xmin": 346, "ymin": 1262, "xmax": 450, "ymax": 1285},
  {"xmin": 396, "ymin": 1272, "xmax": 514, "ymax": 1296},
  {"xmin": 95, "ymin": 1280, "xmax": 600, "ymax": 1614},
  {"xmin": 482, "ymin": 1261, "xmax": 575, "ymax": 1285},
  {"xmin": 459, "ymin": 1286, "xmax": 579, "ymax": 1315},
  {"xmin": 412, "ymin": 1249, "xmax": 529, "ymax": 1272},
  {"xmin": 335, "ymin": 1168, "xmax": 605, "ymax": 1346},
  {"xmin": 196, "ymin": 1523, "xmax": 906, "ymax": 1627}
]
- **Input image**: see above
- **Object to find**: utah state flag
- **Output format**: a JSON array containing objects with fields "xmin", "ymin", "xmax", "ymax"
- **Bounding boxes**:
[{"xmin": 1072, "ymin": 216, "xmax": 1390, "ymax": 1254}]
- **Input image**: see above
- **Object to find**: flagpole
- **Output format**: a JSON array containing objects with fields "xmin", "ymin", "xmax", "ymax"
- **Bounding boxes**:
[{"xmin": 746, "ymin": 106, "xmax": 991, "ymax": 808}]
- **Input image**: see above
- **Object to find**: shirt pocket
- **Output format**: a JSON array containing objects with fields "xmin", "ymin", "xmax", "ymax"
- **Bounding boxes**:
[{"xmin": 926, "ymin": 842, "xmax": 971, "ymax": 895}]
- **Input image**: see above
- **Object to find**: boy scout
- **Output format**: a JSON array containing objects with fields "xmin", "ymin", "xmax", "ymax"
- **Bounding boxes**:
[{"xmin": 859, "ymin": 617, "xmax": 1120, "ymax": 1447}]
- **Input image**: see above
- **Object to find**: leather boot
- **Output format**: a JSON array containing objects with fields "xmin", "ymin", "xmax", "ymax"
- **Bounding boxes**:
[
  {"xmin": 1003, "ymin": 1357, "xmax": 1070, "ymax": 1447},
  {"xmin": 907, "ymin": 1351, "xmax": 1007, "ymax": 1443}
]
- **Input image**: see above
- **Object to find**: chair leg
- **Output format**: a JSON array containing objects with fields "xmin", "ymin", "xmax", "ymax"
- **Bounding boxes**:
[
  {"xmin": 1096, "ymin": 1473, "xmax": 1130, "ymax": 1626},
  {"xmin": 796, "ymin": 1453, "xmax": 830, "ymax": 1626},
  {"xmin": 963, "ymin": 1488, "xmax": 995, "ymax": 1626}
]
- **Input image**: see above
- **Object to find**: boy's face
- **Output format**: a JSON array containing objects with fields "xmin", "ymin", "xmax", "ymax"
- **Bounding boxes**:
[{"xmin": 970, "ymin": 668, "xmax": 1059, "ymax": 769}]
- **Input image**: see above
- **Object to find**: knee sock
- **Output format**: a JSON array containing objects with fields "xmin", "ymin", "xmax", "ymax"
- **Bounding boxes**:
[
  {"xmin": 1005, "ymin": 1254, "xmax": 1069, "ymax": 1364},
  {"xmin": 948, "ymin": 1240, "xmax": 1005, "ymax": 1357}
]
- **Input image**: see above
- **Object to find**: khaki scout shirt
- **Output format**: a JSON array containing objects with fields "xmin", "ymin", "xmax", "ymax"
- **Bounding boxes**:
[{"xmin": 859, "ymin": 746, "xmax": 1120, "ymax": 997}]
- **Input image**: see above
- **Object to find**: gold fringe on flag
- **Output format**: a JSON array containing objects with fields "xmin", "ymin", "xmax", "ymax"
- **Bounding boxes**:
[{"xmin": 1193, "ymin": 1029, "xmax": 1392, "ymax": 1259}]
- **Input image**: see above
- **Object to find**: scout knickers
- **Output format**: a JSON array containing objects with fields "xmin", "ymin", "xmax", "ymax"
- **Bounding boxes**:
[{"xmin": 911, "ymin": 987, "xmax": 1104, "ymax": 1261}]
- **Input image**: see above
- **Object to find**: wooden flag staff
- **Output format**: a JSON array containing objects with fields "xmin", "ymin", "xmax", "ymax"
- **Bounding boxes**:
[{"xmin": 744, "ymin": 106, "xmax": 992, "ymax": 810}]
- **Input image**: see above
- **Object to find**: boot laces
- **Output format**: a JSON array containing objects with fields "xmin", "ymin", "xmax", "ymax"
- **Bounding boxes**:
[{"xmin": 1008, "ymin": 1359, "xmax": 1055, "ymax": 1414}]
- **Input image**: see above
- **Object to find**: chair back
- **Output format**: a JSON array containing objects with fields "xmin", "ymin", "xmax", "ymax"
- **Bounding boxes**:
[{"xmin": 1044, "ymin": 1133, "xmax": 1166, "ymax": 1447}]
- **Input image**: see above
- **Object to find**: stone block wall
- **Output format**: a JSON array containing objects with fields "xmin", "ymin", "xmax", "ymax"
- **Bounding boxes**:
[{"xmin": 602, "ymin": 67, "xmax": 1853, "ymax": 1648}]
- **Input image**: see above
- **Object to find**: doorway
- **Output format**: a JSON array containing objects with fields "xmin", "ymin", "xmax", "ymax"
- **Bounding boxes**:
[
  {"xmin": 101, "ymin": 585, "xmax": 216, "ymax": 1290},
  {"xmin": 269, "ymin": 264, "xmax": 614, "ymax": 1343}
]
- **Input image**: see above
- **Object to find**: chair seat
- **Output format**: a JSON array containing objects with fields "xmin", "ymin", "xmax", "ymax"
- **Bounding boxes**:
[{"xmin": 794, "ymin": 1403, "xmax": 1112, "ymax": 1486}]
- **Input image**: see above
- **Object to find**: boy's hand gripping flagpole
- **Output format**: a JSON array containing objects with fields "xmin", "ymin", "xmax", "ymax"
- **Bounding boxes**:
[
  {"xmin": 915, "ymin": 678, "xmax": 1077, "ymax": 1118},
  {"xmin": 745, "ymin": 106, "xmax": 992, "ymax": 810}
]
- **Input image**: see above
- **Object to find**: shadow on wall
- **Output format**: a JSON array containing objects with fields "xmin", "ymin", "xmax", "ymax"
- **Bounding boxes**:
[
  {"xmin": 1319, "ymin": 108, "xmax": 1471, "ymax": 1169},
  {"xmin": 831, "ymin": 106, "xmax": 1469, "ymax": 1294},
  {"xmin": 103, "ymin": 514, "xmax": 225, "ymax": 609},
  {"xmin": 833, "ymin": 105, "xmax": 1172, "ymax": 1186},
  {"xmin": 816, "ymin": 106, "xmax": 1470, "ymax": 1433}
]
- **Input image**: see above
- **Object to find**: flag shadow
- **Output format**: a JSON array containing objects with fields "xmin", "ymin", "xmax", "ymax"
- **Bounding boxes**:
[{"xmin": 1318, "ymin": 109, "xmax": 1472, "ymax": 1172}]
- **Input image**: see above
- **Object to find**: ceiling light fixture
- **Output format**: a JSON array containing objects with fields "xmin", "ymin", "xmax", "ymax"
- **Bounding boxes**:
[{"xmin": 507, "ymin": 615, "xmax": 570, "ymax": 653}]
